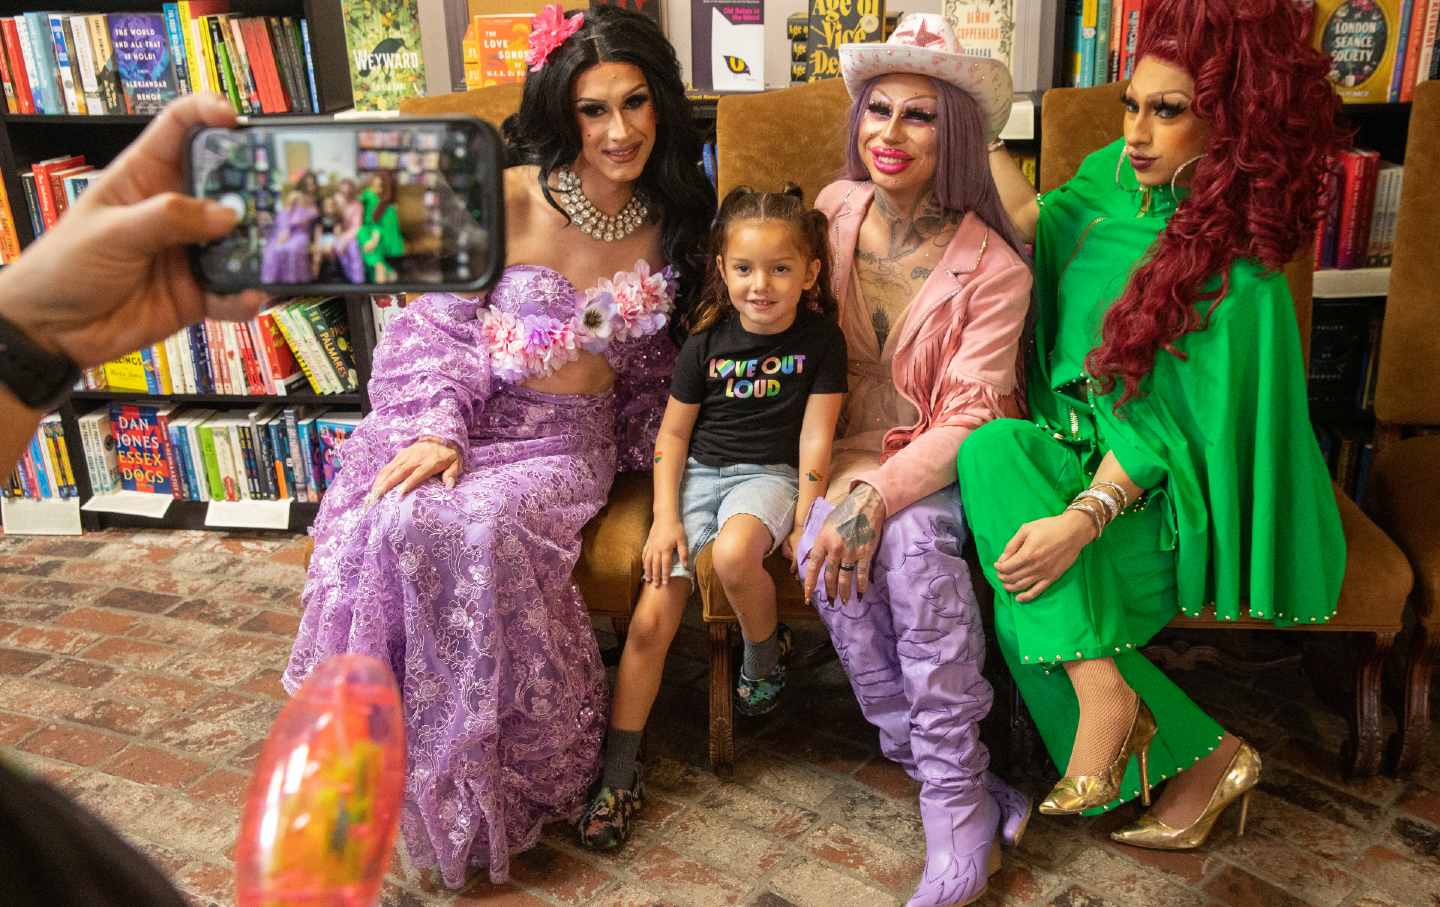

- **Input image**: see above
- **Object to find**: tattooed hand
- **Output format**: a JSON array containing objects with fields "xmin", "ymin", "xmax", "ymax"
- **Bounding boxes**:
[{"xmin": 803, "ymin": 483, "xmax": 887, "ymax": 605}]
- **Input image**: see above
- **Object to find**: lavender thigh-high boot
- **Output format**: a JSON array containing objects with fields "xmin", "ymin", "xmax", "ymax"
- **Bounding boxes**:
[{"xmin": 799, "ymin": 487, "xmax": 1018, "ymax": 907}]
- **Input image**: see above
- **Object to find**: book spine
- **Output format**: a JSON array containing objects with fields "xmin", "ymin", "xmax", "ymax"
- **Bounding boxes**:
[
  {"xmin": 236, "ymin": 423, "xmax": 259, "ymax": 498},
  {"xmin": 1392, "ymin": 0, "xmax": 1418, "ymax": 102},
  {"xmin": 167, "ymin": 419, "xmax": 190, "ymax": 500},
  {"xmin": 268, "ymin": 420, "xmax": 290, "ymax": 499},
  {"xmin": 226, "ymin": 15, "xmax": 261, "ymax": 113},
  {"xmin": 279, "ymin": 17, "xmax": 312, "ymax": 113},
  {"xmin": 179, "ymin": 424, "xmax": 203, "ymax": 501},
  {"xmin": 232, "ymin": 319, "xmax": 259, "ymax": 394},
  {"xmin": 1094, "ymin": 0, "xmax": 1113, "ymax": 85},
  {"xmin": 1079, "ymin": 0, "xmax": 1099, "ymax": 88},
  {"xmin": 206, "ymin": 16, "xmax": 242, "ymax": 111},
  {"xmin": 198, "ymin": 423, "xmax": 223, "ymax": 499},
  {"xmin": 14, "ymin": 17, "xmax": 45, "ymax": 115},
  {"xmin": 66, "ymin": 16, "xmax": 101, "ymax": 114},
  {"xmin": 264, "ymin": 18, "xmax": 297, "ymax": 110},
  {"xmin": 61, "ymin": 17, "xmax": 91, "ymax": 115},
  {"xmin": 1410, "ymin": 0, "xmax": 1440, "ymax": 95},
  {"xmin": 2, "ymin": 20, "xmax": 35, "ymax": 114},
  {"xmin": 0, "ymin": 176, "xmax": 19, "ymax": 263},
  {"xmin": 1335, "ymin": 152, "xmax": 1373, "ymax": 270},
  {"xmin": 33, "ymin": 432, "xmax": 55, "ymax": 498},
  {"xmin": 77, "ymin": 415, "xmax": 101, "ymax": 494},
  {"xmin": 300, "ymin": 18, "xmax": 318, "ymax": 113},
  {"xmin": 191, "ymin": 9, "xmax": 215, "ymax": 93},
  {"xmin": 153, "ymin": 409, "xmax": 182, "ymax": 499},
  {"xmin": 283, "ymin": 408, "xmax": 307, "ymax": 501},
  {"xmin": 303, "ymin": 302, "xmax": 354, "ymax": 392},
  {"xmin": 189, "ymin": 325, "xmax": 213, "ymax": 394},
  {"xmin": 162, "ymin": 4, "xmax": 190, "ymax": 95},
  {"xmin": 86, "ymin": 15, "xmax": 120, "ymax": 115},
  {"xmin": 49, "ymin": 421, "xmax": 76, "ymax": 498},
  {"xmin": 212, "ymin": 426, "xmax": 237, "ymax": 501},
  {"xmin": 183, "ymin": 419, "xmax": 207, "ymax": 501},
  {"xmin": 273, "ymin": 305, "xmax": 325, "ymax": 394},
  {"xmin": 297, "ymin": 418, "xmax": 320, "ymax": 496},
  {"xmin": 88, "ymin": 413, "xmax": 113, "ymax": 495},
  {"xmin": 258, "ymin": 417, "xmax": 280, "ymax": 499},
  {"xmin": 22, "ymin": 14, "xmax": 61, "ymax": 115},
  {"xmin": 0, "ymin": 22, "xmax": 15, "ymax": 113},
  {"xmin": 46, "ymin": 14, "xmax": 81, "ymax": 115}
]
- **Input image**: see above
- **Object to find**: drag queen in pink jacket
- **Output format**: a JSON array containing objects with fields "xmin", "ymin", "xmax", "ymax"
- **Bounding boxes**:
[{"xmin": 796, "ymin": 14, "xmax": 1032, "ymax": 907}]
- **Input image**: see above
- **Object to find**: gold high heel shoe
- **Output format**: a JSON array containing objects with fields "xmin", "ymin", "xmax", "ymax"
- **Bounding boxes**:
[
  {"xmin": 1039, "ymin": 697, "xmax": 1157, "ymax": 815},
  {"xmin": 1109, "ymin": 739, "xmax": 1262, "ymax": 851}
]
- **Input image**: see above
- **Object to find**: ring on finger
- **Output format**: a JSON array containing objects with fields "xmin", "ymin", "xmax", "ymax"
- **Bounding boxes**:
[{"xmin": 838, "ymin": 563, "xmax": 857, "ymax": 572}]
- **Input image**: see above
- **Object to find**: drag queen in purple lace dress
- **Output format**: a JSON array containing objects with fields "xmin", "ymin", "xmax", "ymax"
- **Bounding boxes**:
[
  {"xmin": 283, "ymin": 4, "xmax": 712, "ymax": 889},
  {"xmin": 260, "ymin": 171, "xmax": 319, "ymax": 284}
]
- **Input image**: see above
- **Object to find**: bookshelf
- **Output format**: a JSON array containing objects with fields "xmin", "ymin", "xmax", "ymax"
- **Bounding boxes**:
[{"xmin": 0, "ymin": 0, "xmax": 373, "ymax": 534}]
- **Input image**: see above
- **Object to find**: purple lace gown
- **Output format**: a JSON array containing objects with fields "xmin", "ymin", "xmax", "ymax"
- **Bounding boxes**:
[
  {"xmin": 261, "ymin": 201, "xmax": 319, "ymax": 283},
  {"xmin": 283, "ymin": 265, "xmax": 674, "ymax": 886}
]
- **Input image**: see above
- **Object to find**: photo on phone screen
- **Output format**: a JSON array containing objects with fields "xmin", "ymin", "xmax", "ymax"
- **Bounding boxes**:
[{"xmin": 188, "ymin": 118, "xmax": 504, "ymax": 294}]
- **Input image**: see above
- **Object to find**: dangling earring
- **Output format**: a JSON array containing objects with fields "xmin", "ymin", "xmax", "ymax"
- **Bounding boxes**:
[{"xmin": 1170, "ymin": 155, "xmax": 1203, "ymax": 198}]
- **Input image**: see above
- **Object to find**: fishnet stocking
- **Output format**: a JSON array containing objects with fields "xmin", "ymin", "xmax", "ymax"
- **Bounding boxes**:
[
  {"xmin": 1061, "ymin": 658, "xmax": 1139, "ymax": 777},
  {"xmin": 1150, "ymin": 734, "xmax": 1241, "ymax": 827}
]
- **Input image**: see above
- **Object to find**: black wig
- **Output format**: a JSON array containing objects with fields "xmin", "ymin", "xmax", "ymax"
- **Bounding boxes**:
[{"xmin": 504, "ymin": 5, "xmax": 715, "ymax": 327}]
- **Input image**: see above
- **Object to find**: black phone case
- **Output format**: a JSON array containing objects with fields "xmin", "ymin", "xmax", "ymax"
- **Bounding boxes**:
[{"xmin": 184, "ymin": 115, "xmax": 506, "ymax": 296}]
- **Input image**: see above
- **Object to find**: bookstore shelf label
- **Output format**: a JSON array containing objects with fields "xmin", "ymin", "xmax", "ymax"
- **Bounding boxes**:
[
  {"xmin": 81, "ymin": 490, "xmax": 175, "ymax": 519},
  {"xmin": 205, "ymin": 498, "xmax": 292, "ymax": 529},
  {"xmin": 1, "ymin": 496, "xmax": 82, "ymax": 535}
]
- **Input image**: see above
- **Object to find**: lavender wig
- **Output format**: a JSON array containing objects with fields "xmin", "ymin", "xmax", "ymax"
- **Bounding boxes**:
[{"xmin": 843, "ymin": 76, "xmax": 1027, "ymax": 258}]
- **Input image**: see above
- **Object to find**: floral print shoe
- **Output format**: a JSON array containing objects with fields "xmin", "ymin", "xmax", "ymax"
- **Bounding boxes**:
[
  {"xmin": 735, "ymin": 624, "xmax": 795, "ymax": 717},
  {"xmin": 578, "ymin": 771, "xmax": 645, "ymax": 851}
]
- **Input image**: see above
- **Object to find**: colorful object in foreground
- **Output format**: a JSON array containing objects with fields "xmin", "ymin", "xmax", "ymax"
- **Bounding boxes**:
[
  {"xmin": 234, "ymin": 654, "xmax": 405, "ymax": 907},
  {"xmin": 526, "ymin": 4, "xmax": 583, "ymax": 71}
]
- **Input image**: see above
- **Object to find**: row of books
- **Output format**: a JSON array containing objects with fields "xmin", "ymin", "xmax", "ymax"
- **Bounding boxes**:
[
  {"xmin": 1316, "ymin": 425, "xmax": 1378, "ymax": 506},
  {"xmin": 82, "ymin": 401, "xmax": 361, "ymax": 502},
  {"xmin": 1062, "ymin": 0, "xmax": 1149, "ymax": 88},
  {"xmin": 1308, "ymin": 296, "xmax": 1385, "ymax": 417},
  {"xmin": 787, "ymin": 10, "xmax": 901, "ymax": 87},
  {"xmin": 81, "ymin": 298, "xmax": 359, "ymax": 398},
  {"xmin": 1314, "ymin": 151, "xmax": 1406, "ymax": 271},
  {"xmin": 4, "ymin": 415, "xmax": 78, "ymax": 501},
  {"xmin": 0, "ymin": 5, "xmax": 320, "ymax": 118}
]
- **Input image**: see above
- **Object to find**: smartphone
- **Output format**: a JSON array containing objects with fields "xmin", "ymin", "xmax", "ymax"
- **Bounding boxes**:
[{"xmin": 186, "ymin": 116, "xmax": 505, "ymax": 294}]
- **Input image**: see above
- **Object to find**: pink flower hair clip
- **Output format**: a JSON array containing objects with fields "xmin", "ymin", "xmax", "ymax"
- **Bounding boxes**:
[{"xmin": 526, "ymin": 4, "xmax": 584, "ymax": 72}]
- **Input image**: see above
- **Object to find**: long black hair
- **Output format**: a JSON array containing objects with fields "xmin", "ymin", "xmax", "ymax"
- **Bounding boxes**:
[{"xmin": 504, "ymin": 5, "xmax": 714, "ymax": 331}]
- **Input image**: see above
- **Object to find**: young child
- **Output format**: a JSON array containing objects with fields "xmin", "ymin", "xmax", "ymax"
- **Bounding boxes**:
[{"xmin": 580, "ymin": 186, "xmax": 848, "ymax": 849}]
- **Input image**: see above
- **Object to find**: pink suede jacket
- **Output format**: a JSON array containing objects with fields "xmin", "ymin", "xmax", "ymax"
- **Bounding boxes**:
[{"xmin": 817, "ymin": 180, "xmax": 1032, "ymax": 515}]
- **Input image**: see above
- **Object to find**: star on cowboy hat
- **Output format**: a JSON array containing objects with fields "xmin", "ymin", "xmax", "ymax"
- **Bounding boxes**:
[{"xmin": 839, "ymin": 12, "xmax": 1014, "ymax": 140}]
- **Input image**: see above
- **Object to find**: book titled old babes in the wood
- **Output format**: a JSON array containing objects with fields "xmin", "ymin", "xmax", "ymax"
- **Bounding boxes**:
[
  {"xmin": 342, "ymin": 0, "xmax": 426, "ymax": 110},
  {"xmin": 690, "ymin": 0, "xmax": 764, "ymax": 91}
]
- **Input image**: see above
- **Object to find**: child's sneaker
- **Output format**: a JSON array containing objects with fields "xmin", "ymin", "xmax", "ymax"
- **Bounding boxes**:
[
  {"xmin": 578, "ymin": 770, "xmax": 645, "ymax": 851},
  {"xmin": 735, "ymin": 624, "xmax": 794, "ymax": 717}
]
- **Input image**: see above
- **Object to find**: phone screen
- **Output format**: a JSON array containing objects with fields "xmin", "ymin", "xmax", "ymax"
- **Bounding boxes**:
[{"xmin": 188, "ymin": 118, "xmax": 504, "ymax": 293}]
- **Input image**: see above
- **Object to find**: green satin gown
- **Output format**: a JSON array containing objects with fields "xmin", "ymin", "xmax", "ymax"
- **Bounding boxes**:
[{"xmin": 957, "ymin": 139, "xmax": 1345, "ymax": 813}]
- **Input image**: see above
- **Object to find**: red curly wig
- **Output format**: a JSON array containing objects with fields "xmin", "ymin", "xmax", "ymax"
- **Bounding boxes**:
[{"xmin": 1085, "ymin": 0, "xmax": 1346, "ymax": 405}]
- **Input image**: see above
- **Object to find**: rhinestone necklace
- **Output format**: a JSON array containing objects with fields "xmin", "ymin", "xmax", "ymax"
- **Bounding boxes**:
[{"xmin": 555, "ymin": 165, "xmax": 649, "ymax": 242}]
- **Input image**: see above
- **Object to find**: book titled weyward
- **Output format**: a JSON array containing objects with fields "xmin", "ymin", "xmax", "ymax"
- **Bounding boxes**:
[
  {"xmin": 342, "ymin": 0, "xmax": 426, "ymax": 110},
  {"xmin": 108, "ymin": 13, "xmax": 181, "ymax": 113}
]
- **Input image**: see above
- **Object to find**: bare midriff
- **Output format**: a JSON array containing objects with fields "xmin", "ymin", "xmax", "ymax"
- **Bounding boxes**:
[{"xmin": 520, "ymin": 350, "xmax": 617, "ymax": 396}]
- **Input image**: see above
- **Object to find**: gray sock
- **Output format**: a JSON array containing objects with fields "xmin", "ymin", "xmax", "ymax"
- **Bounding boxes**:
[
  {"xmin": 601, "ymin": 728, "xmax": 643, "ymax": 790},
  {"xmin": 741, "ymin": 627, "xmax": 779, "ymax": 680}
]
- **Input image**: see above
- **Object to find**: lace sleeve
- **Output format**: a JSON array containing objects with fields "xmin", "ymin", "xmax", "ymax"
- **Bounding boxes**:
[{"xmin": 365, "ymin": 292, "xmax": 492, "ymax": 469}]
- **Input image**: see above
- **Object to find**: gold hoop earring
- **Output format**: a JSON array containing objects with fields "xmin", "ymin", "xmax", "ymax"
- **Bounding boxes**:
[
  {"xmin": 1170, "ymin": 155, "xmax": 1204, "ymax": 198},
  {"xmin": 1115, "ymin": 151, "xmax": 1127, "ymax": 190}
]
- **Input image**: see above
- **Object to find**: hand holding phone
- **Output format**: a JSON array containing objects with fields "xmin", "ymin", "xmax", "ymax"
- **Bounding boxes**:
[{"xmin": 187, "ymin": 116, "xmax": 506, "ymax": 295}]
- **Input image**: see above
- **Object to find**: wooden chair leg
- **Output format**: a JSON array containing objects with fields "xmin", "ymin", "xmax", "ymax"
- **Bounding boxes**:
[
  {"xmin": 1391, "ymin": 621, "xmax": 1439, "ymax": 775},
  {"xmin": 1345, "ymin": 631, "xmax": 1397, "ymax": 778},
  {"xmin": 708, "ymin": 621, "xmax": 735, "ymax": 777}
]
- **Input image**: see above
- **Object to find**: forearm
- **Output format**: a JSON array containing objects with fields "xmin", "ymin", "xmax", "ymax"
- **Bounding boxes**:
[
  {"xmin": 989, "ymin": 146, "xmax": 1040, "ymax": 243},
  {"xmin": 796, "ymin": 435, "xmax": 834, "ymax": 532},
  {"xmin": 0, "ymin": 385, "xmax": 44, "ymax": 478},
  {"xmin": 649, "ymin": 432, "xmax": 688, "ymax": 520},
  {"xmin": 1090, "ymin": 451, "xmax": 1144, "ymax": 508}
]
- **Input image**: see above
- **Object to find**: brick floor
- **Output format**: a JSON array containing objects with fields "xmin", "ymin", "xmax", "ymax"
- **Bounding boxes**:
[{"xmin": 0, "ymin": 527, "xmax": 1437, "ymax": 907}]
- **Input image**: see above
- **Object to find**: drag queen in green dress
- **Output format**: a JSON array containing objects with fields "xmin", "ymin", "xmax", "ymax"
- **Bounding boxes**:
[{"xmin": 961, "ymin": 0, "xmax": 1346, "ymax": 850}]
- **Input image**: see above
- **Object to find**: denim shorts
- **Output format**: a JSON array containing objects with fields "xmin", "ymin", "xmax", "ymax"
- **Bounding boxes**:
[{"xmin": 670, "ymin": 458, "xmax": 799, "ymax": 579}]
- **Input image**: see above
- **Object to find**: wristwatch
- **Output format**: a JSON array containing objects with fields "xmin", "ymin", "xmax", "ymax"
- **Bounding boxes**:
[{"xmin": 0, "ymin": 312, "xmax": 80, "ymax": 410}]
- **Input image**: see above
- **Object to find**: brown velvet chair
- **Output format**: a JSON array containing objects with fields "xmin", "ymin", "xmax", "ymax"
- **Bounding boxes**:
[
  {"xmin": 700, "ymin": 79, "xmax": 854, "ymax": 774},
  {"xmin": 1365, "ymin": 80, "xmax": 1440, "ymax": 774},
  {"xmin": 1040, "ymin": 82, "xmax": 1414, "ymax": 777}
]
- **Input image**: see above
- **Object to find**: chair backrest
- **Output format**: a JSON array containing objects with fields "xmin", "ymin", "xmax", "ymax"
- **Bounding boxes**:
[
  {"xmin": 1374, "ymin": 80, "xmax": 1440, "ymax": 428},
  {"xmin": 1038, "ymin": 83, "xmax": 1316, "ymax": 366},
  {"xmin": 397, "ymin": 83, "xmax": 524, "ymax": 128},
  {"xmin": 715, "ymin": 78, "xmax": 854, "ymax": 205}
]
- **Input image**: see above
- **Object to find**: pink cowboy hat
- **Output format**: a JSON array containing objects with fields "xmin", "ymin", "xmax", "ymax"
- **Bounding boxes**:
[{"xmin": 840, "ymin": 12, "xmax": 1013, "ymax": 139}]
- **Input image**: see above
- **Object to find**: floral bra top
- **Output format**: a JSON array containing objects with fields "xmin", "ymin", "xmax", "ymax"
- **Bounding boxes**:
[{"xmin": 479, "ymin": 259, "xmax": 677, "ymax": 383}]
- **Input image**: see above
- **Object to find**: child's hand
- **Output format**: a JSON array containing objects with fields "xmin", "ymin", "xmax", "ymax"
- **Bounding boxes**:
[{"xmin": 643, "ymin": 518, "xmax": 688, "ymax": 587}]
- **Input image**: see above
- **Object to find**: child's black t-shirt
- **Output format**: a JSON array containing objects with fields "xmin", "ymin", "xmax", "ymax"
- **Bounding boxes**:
[{"xmin": 669, "ymin": 308, "xmax": 848, "ymax": 467}]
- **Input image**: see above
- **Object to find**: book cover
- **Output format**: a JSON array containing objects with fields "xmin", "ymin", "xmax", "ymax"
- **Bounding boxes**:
[
  {"xmin": 589, "ymin": 1, "xmax": 660, "ymax": 24},
  {"xmin": 419, "ymin": 0, "xmax": 468, "ymax": 95},
  {"xmin": 102, "ymin": 350, "xmax": 150, "ymax": 393},
  {"xmin": 86, "ymin": 14, "xmax": 124, "ymax": 114},
  {"xmin": 314, "ymin": 413, "xmax": 363, "ymax": 488},
  {"xmin": 691, "ymin": 0, "xmax": 763, "ymax": 91},
  {"xmin": 942, "ymin": 1, "xmax": 1014, "ymax": 66},
  {"xmin": 1308, "ymin": 298, "xmax": 1379, "ymax": 410},
  {"xmin": 462, "ymin": 14, "xmax": 530, "ymax": 90},
  {"xmin": 111, "ymin": 402, "xmax": 177, "ymax": 495},
  {"xmin": 300, "ymin": 298, "xmax": 358, "ymax": 391},
  {"xmin": 341, "ymin": 0, "xmax": 425, "ymax": 111},
  {"xmin": 803, "ymin": 0, "xmax": 877, "ymax": 86},
  {"xmin": 1313, "ymin": 0, "xmax": 1404, "ymax": 103},
  {"xmin": 109, "ymin": 13, "xmax": 182, "ymax": 113}
]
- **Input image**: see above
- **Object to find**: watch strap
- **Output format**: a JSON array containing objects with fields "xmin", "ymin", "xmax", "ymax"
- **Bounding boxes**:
[{"xmin": 0, "ymin": 312, "xmax": 80, "ymax": 410}]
